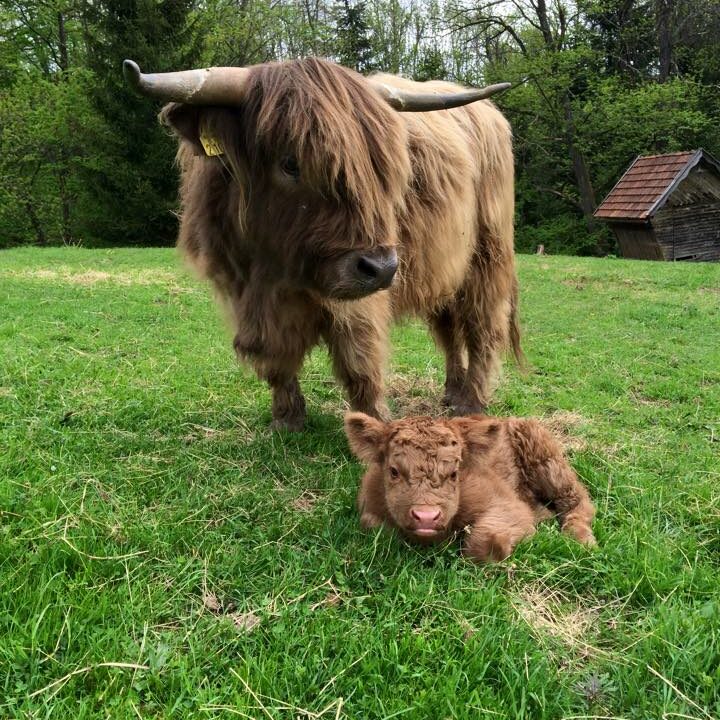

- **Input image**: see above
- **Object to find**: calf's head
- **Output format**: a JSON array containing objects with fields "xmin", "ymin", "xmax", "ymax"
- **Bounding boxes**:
[
  {"xmin": 345, "ymin": 413, "xmax": 465, "ymax": 542},
  {"xmin": 124, "ymin": 58, "xmax": 510, "ymax": 300}
]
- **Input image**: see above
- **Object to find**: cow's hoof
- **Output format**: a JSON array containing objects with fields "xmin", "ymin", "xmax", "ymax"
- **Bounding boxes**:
[
  {"xmin": 451, "ymin": 402, "xmax": 487, "ymax": 417},
  {"xmin": 352, "ymin": 402, "xmax": 391, "ymax": 422},
  {"xmin": 442, "ymin": 384, "xmax": 464, "ymax": 410},
  {"xmin": 270, "ymin": 414, "xmax": 305, "ymax": 432},
  {"xmin": 374, "ymin": 403, "xmax": 392, "ymax": 423},
  {"xmin": 442, "ymin": 393, "xmax": 461, "ymax": 410}
]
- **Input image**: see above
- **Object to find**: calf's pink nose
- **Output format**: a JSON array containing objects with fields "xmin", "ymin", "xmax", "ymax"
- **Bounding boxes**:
[{"xmin": 410, "ymin": 507, "xmax": 441, "ymax": 526}]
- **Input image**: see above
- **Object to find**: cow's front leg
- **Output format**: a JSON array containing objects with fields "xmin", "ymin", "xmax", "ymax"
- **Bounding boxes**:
[
  {"xmin": 239, "ymin": 339, "xmax": 308, "ymax": 431},
  {"xmin": 267, "ymin": 372, "xmax": 306, "ymax": 431},
  {"xmin": 323, "ymin": 301, "xmax": 391, "ymax": 421}
]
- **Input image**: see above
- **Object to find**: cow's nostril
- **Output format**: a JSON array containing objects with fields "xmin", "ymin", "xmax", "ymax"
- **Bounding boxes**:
[
  {"xmin": 354, "ymin": 251, "xmax": 398, "ymax": 289},
  {"xmin": 356, "ymin": 256, "xmax": 380, "ymax": 279}
]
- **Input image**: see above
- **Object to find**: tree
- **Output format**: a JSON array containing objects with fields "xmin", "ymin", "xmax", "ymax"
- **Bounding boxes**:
[
  {"xmin": 334, "ymin": 0, "xmax": 374, "ymax": 72},
  {"xmin": 81, "ymin": 0, "xmax": 204, "ymax": 245},
  {"xmin": 0, "ymin": 2, "xmax": 113, "ymax": 246},
  {"xmin": 447, "ymin": 0, "xmax": 604, "ymax": 241}
]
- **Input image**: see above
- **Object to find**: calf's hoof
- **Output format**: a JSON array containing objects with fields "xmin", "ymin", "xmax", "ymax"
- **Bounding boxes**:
[
  {"xmin": 561, "ymin": 519, "xmax": 597, "ymax": 547},
  {"xmin": 464, "ymin": 533, "xmax": 513, "ymax": 563}
]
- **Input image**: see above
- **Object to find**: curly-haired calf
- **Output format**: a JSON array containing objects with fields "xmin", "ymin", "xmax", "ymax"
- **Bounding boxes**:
[{"xmin": 345, "ymin": 413, "xmax": 596, "ymax": 562}]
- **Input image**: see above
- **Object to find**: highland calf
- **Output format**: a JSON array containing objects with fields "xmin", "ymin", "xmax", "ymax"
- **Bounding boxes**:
[
  {"xmin": 345, "ymin": 413, "xmax": 596, "ymax": 562},
  {"xmin": 124, "ymin": 58, "xmax": 520, "ymax": 430}
]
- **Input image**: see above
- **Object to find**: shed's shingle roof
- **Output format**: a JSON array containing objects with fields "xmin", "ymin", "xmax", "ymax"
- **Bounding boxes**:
[{"xmin": 594, "ymin": 151, "xmax": 699, "ymax": 221}]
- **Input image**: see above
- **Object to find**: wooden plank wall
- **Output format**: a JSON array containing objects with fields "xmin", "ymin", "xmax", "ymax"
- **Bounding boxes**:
[
  {"xmin": 612, "ymin": 224, "xmax": 665, "ymax": 260},
  {"xmin": 653, "ymin": 203, "xmax": 720, "ymax": 261}
]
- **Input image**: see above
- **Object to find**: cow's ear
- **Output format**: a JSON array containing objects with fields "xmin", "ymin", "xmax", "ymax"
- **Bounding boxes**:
[
  {"xmin": 451, "ymin": 417, "xmax": 501, "ymax": 458},
  {"xmin": 160, "ymin": 104, "xmax": 242, "ymax": 160},
  {"xmin": 344, "ymin": 412, "xmax": 387, "ymax": 464},
  {"xmin": 159, "ymin": 102, "xmax": 203, "ymax": 148}
]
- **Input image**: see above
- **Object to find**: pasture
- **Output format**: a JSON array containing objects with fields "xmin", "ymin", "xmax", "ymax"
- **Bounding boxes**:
[{"xmin": 1, "ymin": 247, "xmax": 718, "ymax": 718}]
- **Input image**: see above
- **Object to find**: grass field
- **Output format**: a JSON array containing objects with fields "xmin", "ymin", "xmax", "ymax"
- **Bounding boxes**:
[{"xmin": 1, "ymin": 247, "xmax": 719, "ymax": 719}]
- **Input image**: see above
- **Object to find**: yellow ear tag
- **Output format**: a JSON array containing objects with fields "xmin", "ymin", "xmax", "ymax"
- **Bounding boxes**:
[{"xmin": 199, "ymin": 124, "xmax": 224, "ymax": 157}]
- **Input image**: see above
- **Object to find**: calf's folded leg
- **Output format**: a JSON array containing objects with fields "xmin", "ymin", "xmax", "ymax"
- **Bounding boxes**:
[
  {"xmin": 356, "ymin": 470, "xmax": 386, "ymax": 530},
  {"xmin": 463, "ymin": 498, "xmax": 537, "ymax": 563},
  {"xmin": 506, "ymin": 420, "xmax": 597, "ymax": 546}
]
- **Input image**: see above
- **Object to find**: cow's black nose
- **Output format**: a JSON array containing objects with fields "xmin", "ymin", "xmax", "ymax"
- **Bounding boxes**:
[{"xmin": 356, "ymin": 250, "xmax": 398, "ymax": 289}]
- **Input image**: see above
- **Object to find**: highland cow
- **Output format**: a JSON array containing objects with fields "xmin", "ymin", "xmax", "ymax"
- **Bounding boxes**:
[
  {"xmin": 345, "ymin": 412, "xmax": 596, "ymax": 562},
  {"xmin": 124, "ymin": 58, "xmax": 521, "ymax": 430}
]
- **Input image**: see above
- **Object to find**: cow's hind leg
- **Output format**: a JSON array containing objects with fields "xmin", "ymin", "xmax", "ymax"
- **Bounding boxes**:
[
  {"xmin": 323, "ymin": 302, "xmax": 390, "ymax": 421},
  {"xmin": 429, "ymin": 305, "xmax": 466, "ymax": 411},
  {"xmin": 454, "ymin": 264, "xmax": 513, "ymax": 415}
]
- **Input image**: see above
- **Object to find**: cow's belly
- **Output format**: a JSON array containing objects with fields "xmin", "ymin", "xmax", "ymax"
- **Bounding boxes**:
[{"xmin": 393, "ymin": 213, "xmax": 476, "ymax": 315}]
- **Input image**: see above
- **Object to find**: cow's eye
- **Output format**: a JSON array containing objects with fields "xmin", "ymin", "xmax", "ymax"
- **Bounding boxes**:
[
  {"xmin": 450, "ymin": 471, "xmax": 458, "ymax": 481},
  {"xmin": 389, "ymin": 466, "xmax": 400, "ymax": 479},
  {"xmin": 280, "ymin": 155, "xmax": 300, "ymax": 180}
]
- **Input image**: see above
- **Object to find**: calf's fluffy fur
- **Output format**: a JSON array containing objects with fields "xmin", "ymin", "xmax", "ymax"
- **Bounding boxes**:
[{"xmin": 345, "ymin": 413, "xmax": 596, "ymax": 562}]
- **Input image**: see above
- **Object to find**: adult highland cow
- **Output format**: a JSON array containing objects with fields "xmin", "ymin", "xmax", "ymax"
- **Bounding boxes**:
[{"xmin": 124, "ymin": 58, "xmax": 521, "ymax": 430}]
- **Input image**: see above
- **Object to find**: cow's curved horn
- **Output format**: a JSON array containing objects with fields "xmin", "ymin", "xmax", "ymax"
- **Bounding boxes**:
[
  {"xmin": 123, "ymin": 59, "xmax": 250, "ymax": 105},
  {"xmin": 372, "ymin": 81, "xmax": 511, "ymax": 112}
]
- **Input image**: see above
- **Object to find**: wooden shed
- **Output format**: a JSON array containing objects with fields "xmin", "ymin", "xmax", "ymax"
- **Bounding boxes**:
[{"xmin": 594, "ymin": 149, "xmax": 720, "ymax": 261}]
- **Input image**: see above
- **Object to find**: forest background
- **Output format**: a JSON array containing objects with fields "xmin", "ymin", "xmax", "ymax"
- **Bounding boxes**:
[{"xmin": 1, "ymin": 0, "xmax": 719, "ymax": 255}]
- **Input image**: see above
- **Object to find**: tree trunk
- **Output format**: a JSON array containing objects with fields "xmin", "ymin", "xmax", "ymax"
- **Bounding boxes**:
[
  {"xmin": 563, "ymin": 98, "xmax": 598, "ymax": 233},
  {"xmin": 58, "ymin": 168, "xmax": 73, "ymax": 245},
  {"xmin": 58, "ymin": 11, "xmax": 69, "ymax": 74},
  {"xmin": 657, "ymin": 0, "xmax": 673, "ymax": 82},
  {"xmin": 26, "ymin": 201, "xmax": 47, "ymax": 246},
  {"xmin": 57, "ymin": 11, "xmax": 73, "ymax": 244}
]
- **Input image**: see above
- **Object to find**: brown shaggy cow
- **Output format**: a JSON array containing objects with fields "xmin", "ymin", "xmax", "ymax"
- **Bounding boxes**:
[
  {"xmin": 124, "ymin": 58, "xmax": 521, "ymax": 430},
  {"xmin": 345, "ymin": 412, "xmax": 596, "ymax": 562}
]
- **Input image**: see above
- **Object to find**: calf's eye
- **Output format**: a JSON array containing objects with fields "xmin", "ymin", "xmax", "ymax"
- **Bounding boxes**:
[
  {"xmin": 450, "ymin": 471, "xmax": 458, "ymax": 480},
  {"xmin": 389, "ymin": 466, "xmax": 400, "ymax": 479}
]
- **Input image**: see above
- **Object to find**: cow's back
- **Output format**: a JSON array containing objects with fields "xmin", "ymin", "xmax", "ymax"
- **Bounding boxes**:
[{"xmin": 370, "ymin": 75, "xmax": 515, "ymax": 316}]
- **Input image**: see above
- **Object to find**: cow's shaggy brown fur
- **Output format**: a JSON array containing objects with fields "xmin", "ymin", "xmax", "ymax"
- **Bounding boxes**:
[
  {"xmin": 345, "ymin": 412, "xmax": 596, "ymax": 562},
  {"xmin": 161, "ymin": 58, "xmax": 520, "ymax": 430}
]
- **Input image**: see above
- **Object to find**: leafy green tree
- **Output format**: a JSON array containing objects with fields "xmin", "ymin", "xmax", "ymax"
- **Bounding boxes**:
[
  {"xmin": 0, "ymin": 70, "xmax": 107, "ymax": 247},
  {"xmin": 365, "ymin": 0, "xmax": 416, "ymax": 74},
  {"xmin": 414, "ymin": 46, "xmax": 447, "ymax": 81},
  {"xmin": 0, "ymin": 1, "xmax": 101, "ymax": 246}
]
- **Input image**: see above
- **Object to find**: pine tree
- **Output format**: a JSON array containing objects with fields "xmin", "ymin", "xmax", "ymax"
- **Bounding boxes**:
[
  {"xmin": 82, "ymin": 0, "xmax": 204, "ymax": 245},
  {"xmin": 335, "ymin": 0, "xmax": 374, "ymax": 73}
]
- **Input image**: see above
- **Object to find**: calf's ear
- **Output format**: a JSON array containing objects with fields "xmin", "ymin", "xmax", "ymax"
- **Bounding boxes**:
[
  {"xmin": 344, "ymin": 412, "xmax": 386, "ymax": 463},
  {"xmin": 450, "ymin": 417, "xmax": 500, "ymax": 458}
]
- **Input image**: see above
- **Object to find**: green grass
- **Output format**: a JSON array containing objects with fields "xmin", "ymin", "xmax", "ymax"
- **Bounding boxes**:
[{"xmin": 1, "ymin": 246, "xmax": 719, "ymax": 719}]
